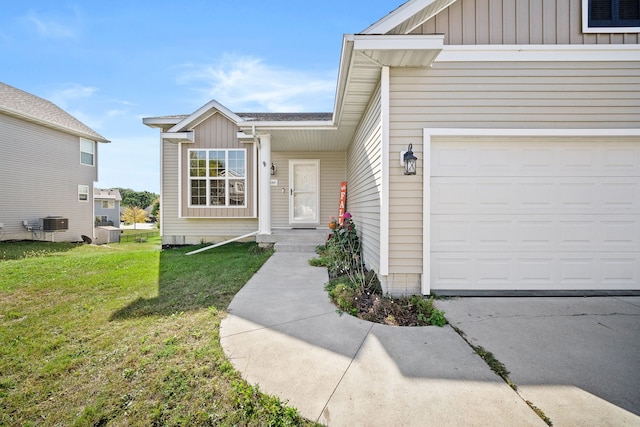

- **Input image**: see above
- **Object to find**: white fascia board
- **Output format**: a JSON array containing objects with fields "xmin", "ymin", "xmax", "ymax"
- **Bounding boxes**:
[
  {"xmin": 437, "ymin": 44, "xmax": 640, "ymax": 62},
  {"xmin": 425, "ymin": 128, "xmax": 640, "ymax": 138},
  {"xmin": 161, "ymin": 131, "xmax": 194, "ymax": 143},
  {"xmin": 361, "ymin": 0, "xmax": 435, "ymax": 34},
  {"xmin": 142, "ymin": 117, "xmax": 182, "ymax": 128},
  {"xmin": 1, "ymin": 107, "xmax": 110, "ymax": 142},
  {"xmin": 169, "ymin": 99, "xmax": 244, "ymax": 132},
  {"xmin": 353, "ymin": 34, "xmax": 444, "ymax": 51},
  {"xmin": 239, "ymin": 121, "xmax": 335, "ymax": 130},
  {"xmin": 333, "ymin": 36, "xmax": 356, "ymax": 126}
]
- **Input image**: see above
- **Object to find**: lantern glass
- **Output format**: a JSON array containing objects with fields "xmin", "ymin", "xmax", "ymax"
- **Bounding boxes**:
[{"xmin": 405, "ymin": 157, "xmax": 416, "ymax": 175}]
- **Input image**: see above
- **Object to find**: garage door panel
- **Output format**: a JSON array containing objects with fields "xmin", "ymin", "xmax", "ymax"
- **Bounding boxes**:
[
  {"xmin": 431, "ymin": 253, "xmax": 639, "ymax": 290},
  {"xmin": 431, "ymin": 177, "xmax": 640, "ymax": 214},
  {"xmin": 431, "ymin": 140, "xmax": 640, "ymax": 177},
  {"xmin": 429, "ymin": 137, "xmax": 640, "ymax": 292},
  {"xmin": 432, "ymin": 215, "xmax": 639, "ymax": 252}
]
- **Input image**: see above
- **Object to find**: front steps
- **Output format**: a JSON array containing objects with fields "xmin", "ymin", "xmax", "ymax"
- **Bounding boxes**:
[{"xmin": 256, "ymin": 229, "xmax": 329, "ymax": 253}]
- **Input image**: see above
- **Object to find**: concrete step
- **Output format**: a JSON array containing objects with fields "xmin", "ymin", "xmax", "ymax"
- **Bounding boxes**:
[{"xmin": 273, "ymin": 241, "xmax": 323, "ymax": 253}]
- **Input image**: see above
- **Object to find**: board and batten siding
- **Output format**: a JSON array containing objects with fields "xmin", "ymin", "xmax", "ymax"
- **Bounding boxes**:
[
  {"xmin": 0, "ymin": 113, "xmax": 97, "ymax": 242},
  {"xmin": 269, "ymin": 151, "xmax": 346, "ymax": 229},
  {"xmin": 160, "ymin": 120, "xmax": 257, "ymax": 246},
  {"xmin": 346, "ymin": 83, "xmax": 383, "ymax": 275},
  {"xmin": 413, "ymin": 0, "xmax": 639, "ymax": 45},
  {"xmin": 180, "ymin": 113, "xmax": 255, "ymax": 218},
  {"xmin": 387, "ymin": 61, "xmax": 640, "ymax": 280}
]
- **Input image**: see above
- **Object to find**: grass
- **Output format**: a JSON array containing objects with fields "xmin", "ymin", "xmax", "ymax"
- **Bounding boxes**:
[
  {"xmin": 0, "ymin": 239, "xmax": 316, "ymax": 426},
  {"xmin": 450, "ymin": 325, "xmax": 553, "ymax": 426}
]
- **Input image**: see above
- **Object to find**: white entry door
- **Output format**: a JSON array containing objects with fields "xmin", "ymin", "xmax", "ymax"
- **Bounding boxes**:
[{"xmin": 290, "ymin": 159, "xmax": 320, "ymax": 225}]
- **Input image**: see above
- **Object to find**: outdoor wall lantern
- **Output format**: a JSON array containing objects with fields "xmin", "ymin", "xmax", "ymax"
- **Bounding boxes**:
[
  {"xmin": 270, "ymin": 162, "xmax": 277, "ymax": 175},
  {"xmin": 402, "ymin": 143, "xmax": 417, "ymax": 175}
]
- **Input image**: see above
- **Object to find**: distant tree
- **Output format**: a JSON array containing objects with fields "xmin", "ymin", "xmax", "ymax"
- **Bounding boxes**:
[
  {"xmin": 151, "ymin": 198, "xmax": 160, "ymax": 228},
  {"xmin": 151, "ymin": 198, "xmax": 160, "ymax": 218},
  {"xmin": 118, "ymin": 188, "xmax": 158, "ymax": 208},
  {"xmin": 121, "ymin": 206, "xmax": 148, "ymax": 229}
]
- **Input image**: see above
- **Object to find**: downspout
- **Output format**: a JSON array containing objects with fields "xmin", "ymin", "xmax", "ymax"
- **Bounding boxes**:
[
  {"xmin": 380, "ymin": 66, "xmax": 390, "ymax": 277},
  {"xmin": 186, "ymin": 126, "xmax": 269, "ymax": 255},
  {"xmin": 185, "ymin": 231, "xmax": 259, "ymax": 255}
]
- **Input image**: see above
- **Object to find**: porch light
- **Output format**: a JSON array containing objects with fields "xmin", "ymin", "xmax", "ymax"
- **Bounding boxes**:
[
  {"xmin": 403, "ymin": 143, "xmax": 417, "ymax": 175},
  {"xmin": 270, "ymin": 162, "xmax": 277, "ymax": 175}
]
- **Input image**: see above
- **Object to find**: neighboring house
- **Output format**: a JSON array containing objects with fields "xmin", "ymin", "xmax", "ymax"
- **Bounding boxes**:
[
  {"xmin": 0, "ymin": 82, "xmax": 109, "ymax": 243},
  {"xmin": 145, "ymin": 0, "xmax": 639, "ymax": 295},
  {"xmin": 94, "ymin": 188, "xmax": 122, "ymax": 226}
]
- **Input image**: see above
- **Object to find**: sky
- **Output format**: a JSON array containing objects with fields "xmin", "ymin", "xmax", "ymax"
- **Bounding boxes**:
[{"xmin": 1, "ymin": 1, "xmax": 401, "ymax": 194}]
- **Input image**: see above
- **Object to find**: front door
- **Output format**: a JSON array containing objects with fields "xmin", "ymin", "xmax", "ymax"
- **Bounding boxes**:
[{"xmin": 289, "ymin": 159, "xmax": 320, "ymax": 225}]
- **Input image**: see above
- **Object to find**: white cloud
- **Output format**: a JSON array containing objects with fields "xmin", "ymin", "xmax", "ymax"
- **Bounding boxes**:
[
  {"xmin": 49, "ymin": 84, "xmax": 98, "ymax": 109},
  {"xmin": 176, "ymin": 54, "xmax": 337, "ymax": 112},
  {"xmin": 24, "ymin": 11, "xmax": 78, "ymax": 39}
]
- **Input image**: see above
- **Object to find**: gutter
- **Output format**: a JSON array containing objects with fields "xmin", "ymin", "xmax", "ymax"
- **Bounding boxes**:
[{"xmin": 185, "ymin": 231, "xmax": 259, "ymax": 255}]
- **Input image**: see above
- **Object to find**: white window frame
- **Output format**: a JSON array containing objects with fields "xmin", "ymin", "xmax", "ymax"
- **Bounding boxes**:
[
  {"xmin": 582, "ymin": 0, "xmax": 640, "ymax": 33},
  {"xmin": 101, "ymin": 200, "xmax": 114, "ymax": 209},
  {"xmin": 78, "ymin": 185, "xmax": 90, "ymax": 202},
  {"xmin": 80, "ymin": 138, "xmax": 96, "ymax": 166},
  {"xmin": 188, "ymin": 148, "xmax": 247, "ymax": 208}
]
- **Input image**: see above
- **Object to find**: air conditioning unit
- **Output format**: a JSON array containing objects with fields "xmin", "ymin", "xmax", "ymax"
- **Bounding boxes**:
[{"xmin": 42, "ymin": 217, "xmax": 69, "ymax": 231}]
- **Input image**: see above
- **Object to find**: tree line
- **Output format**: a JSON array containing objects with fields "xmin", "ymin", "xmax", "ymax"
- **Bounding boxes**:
[
  {"xmin": 116, "ymin": 188, "xmax": 160, "ymax": 228},
  {"xmin": 117, "ymin": 188, "xmax": 158, "ymax": 209}
]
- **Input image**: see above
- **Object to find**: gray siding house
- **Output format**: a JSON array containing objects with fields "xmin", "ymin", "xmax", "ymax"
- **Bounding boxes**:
[
  {"xmin": 145, "ymin": 0, "xmax": 639, "ymax": 295},
  {"xmin": 94, "ymin": 188, "xmax": 122, "ymax": 227},
  {"xmin": 0, "ymin": 82, "xmax": 109, "ymax": 243}
]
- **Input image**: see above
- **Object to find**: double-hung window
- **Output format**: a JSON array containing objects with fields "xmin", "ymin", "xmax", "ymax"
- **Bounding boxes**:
[
  {"xmin": 189, "ymin": 149, "xmax": 246, "ymax": 207},
  {"xmin": 584, "ymin": 0, "xmax": 640, "ymax": 32},
  {"xmin": 80, "ymin": 138, "xmax": 95, "ymax": 166},
  {"xmin": 78, "ymin": 185, "xmax": 89, "ymax": 202}
]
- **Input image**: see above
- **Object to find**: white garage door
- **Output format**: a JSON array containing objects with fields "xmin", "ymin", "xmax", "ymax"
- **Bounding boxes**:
[{"xmin": 429, "ymin": 137, "xmax": 640, "ymax": 292}]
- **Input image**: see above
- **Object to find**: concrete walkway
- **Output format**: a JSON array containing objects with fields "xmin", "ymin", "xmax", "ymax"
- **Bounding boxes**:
[{"xmin": 220, "ymin": 252, "xmax": 640, "ymax": 426}]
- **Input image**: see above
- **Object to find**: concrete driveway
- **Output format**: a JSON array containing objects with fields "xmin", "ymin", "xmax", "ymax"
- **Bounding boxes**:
[{"xmin": 436, "ymin": 297, "xmax": 640, "ymax": 426}]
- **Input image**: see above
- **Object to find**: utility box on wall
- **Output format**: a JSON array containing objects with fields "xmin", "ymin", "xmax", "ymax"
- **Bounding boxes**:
[{"xmin": 42, "ymin": 217, "xmax": 69, "ymax": 231}]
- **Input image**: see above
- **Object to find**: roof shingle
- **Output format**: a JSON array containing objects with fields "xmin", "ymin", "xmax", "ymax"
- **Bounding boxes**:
[{"xmin": 0, "ymin": 82, "xmax": 109, "ymax": 142}]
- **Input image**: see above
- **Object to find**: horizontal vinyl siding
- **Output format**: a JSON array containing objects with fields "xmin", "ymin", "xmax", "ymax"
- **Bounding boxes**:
[
  {"xmin": 346, "ymin": 83, "xmax": 383, "ymax": 274},
  {"xmin": 414, "ymin": 0, "xmax": 639, "ymax": 44},
  {"xmin": 270, "ymin": 151, "xmax": 346, "ymax": 228},
  {"xmin": 391, "ymin": 62, "xmax": 640, "ymax": 128},
  {"xmin": 387, "ymin": 61, "xmax": 640, "ymax": 275},
  {"xmin": 0, "ymin": 114, "xmax": 97, "ymax": 242}
]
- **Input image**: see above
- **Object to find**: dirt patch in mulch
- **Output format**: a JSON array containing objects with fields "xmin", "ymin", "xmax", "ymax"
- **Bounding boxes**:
[{"xmin": 352, "ymin": 292, "xmax": 428, "ymax": 326}]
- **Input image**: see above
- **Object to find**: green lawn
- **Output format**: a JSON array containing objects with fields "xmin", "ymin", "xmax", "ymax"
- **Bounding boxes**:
[{"xmin": 0, "ymin": 239, "xmax": 316, "ymax": 426}]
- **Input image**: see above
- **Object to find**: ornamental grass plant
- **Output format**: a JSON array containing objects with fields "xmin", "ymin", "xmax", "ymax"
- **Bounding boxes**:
[{"xmin": 316, "ymin": 213, "xmax": 446, "ymax": 327}]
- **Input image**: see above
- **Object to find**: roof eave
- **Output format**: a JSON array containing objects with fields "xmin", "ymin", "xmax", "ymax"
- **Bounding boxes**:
[
  {"xmin": 239, "ymin": 120, "xmax": 335, "ymax": 131},
  {"xmin": 168, "ymin": 100, "xmax": 244, "ymax": 132},
  {"xmin": 362, "ymin": 0, "xmax": 459, "ymax": 35},
  {"xmin": 142, "ymin": 117, "xmax": 182, "ymax": 128},
  {"xmin": 0, "ymin": 107, "xmax": 110, "ymax": 143},
  {"xmin": 333, "ymin": 33, "xmax": 443, "ymax": 127}
]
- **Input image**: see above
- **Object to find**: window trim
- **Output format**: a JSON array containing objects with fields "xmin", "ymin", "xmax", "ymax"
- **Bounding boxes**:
[
  {"xmin": 80, "ymin": 138, "xmax": 96, "ymax": 166},
  {"xmin": 78, "ymin": 185, "xmax": 90, "ymax": 202},
  {"xmin": 188, "ymin": 148, "xmax": 247, "ymax": 208},
  {"xmin": 582, "ymin": 0, "xmax": 640, "ymax": 33}
]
